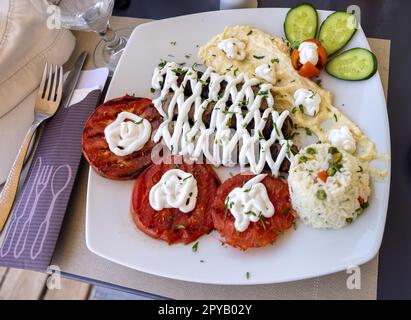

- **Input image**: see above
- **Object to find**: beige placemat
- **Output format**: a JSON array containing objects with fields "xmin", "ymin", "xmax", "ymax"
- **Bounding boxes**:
[{"xmin": 52, "ymin": 16, "xmax": 390, "ymax": 300}]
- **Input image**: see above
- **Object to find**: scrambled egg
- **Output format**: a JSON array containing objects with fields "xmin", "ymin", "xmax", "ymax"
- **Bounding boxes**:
[{"xmin": 198, "ymin": 25, "xmax": 376, "ymax": 162}]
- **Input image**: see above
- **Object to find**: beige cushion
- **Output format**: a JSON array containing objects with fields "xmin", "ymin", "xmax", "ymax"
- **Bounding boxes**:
[{"xmin": 0, "ymin": 0, "xmax": 75, "ymax": 182}]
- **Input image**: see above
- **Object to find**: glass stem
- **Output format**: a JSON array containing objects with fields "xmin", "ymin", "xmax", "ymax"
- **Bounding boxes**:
[{"xmin": 98, "ymin": 22, "xmax": 124, "ymax": 53}]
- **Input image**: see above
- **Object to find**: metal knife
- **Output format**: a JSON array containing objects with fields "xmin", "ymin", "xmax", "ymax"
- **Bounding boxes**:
[{"xmin": 61, "ymin": 51, "xmax": 88, "ymax": 108}]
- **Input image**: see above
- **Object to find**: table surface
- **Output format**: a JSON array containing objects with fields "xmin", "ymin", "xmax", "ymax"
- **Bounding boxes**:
[{"xmin": 111, "ymin": 0, "xmax": 410, "ymax": 300}]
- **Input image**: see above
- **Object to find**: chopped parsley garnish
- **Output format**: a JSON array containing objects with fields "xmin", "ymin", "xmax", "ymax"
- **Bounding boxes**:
[
  {"xmin": 170, "ymin": 41, "xmax": 177, "ymax": 46},
  {"xmin": 192, "ymin": 242, "xmax": 199, "ymax": 252},
  {"xmin": 183, "ymin": 175, "xmax": 192, "ymax": 182},
  {"xmin": 243, "ymin": 186, "xmax": 252, "ymax": 193},
  {"xmin": 253, "ymin": 55, "xmax": 265, "ymax": 59},
  {"xmin": 327, "ymin": 166, "xmax": 337, "ymax": 177},
  {"xmin": 299, "ymin": 155, "xmax": 308, "ymax": 163},
  {"xmin": 257, "ymin": 90, "xmax": 269, "ymax": 97},
  {"xmin": 226, "ymin": 115, "xmax": 233, "ymax": 127},
  {"xmin": 292, "ymin": 107, "xmax": 298, "ymax": 114},
  {"xmin": 224, "ymin": 196, "xmax": 233, "ymax": 221},
  {"xmin": 356, "ymin": 207, "xmax": 364, "ymax": 215},
  {"xmin": 239, "ymin": 98, "xmax": 249, "ymax": 108},
  {"xmin": 192, "ymin": 62, "xmax": 202, "ymax": 72},
  {"xmin": 332, "ymin": 152, "xmax": 343, "ymax": 163},
  {"xmin": 158, "ymin": 60, "xmax": 167, "ymax": 68},
  {"xmin": 247, "ymin": 30, "xmax": 253, "ymax": 36},
  {"xmin": 258, "ymin": 130, "xmax": 265, "ymax": 140},
  {"xmin": 286, "ymin": 141, "xmax": 291, "ymax": 158},
  {"xmin": 273, "ymin": 122, "xmax": 280, "ymax": 136},
  {"xmin": 150, "ymin": 87, "xmax": 155, "ymax": 93},
  {"xmin": 246, "ymin": 272, "xmax": 251, "ymax": 279},
  {"xmin": 334, "ymin": 114, "xmax": 338, "ymax": 122},
  {"xmin": 316, "ymin": 189, "xmax": 327, "ymax": 200},
  {"xmin": 199, "ymin": 79, "xmax": 208, "ymax": 87},
  {"xmin": 315, "ymin": 79, "xmax": 322, "ymax": 87},
  {"xmin": 171, "ymin": 68, "xmax": 185, "ymax": 76},
  {"xmin": 361, "ymin": 201, "xmax": 370, "ymax": 209},
  {"xmin": 306, "ymin": 147, "xmax": 316, "ymax": 155},
  {"xmin": 185, "ymin": 53, "xmax": 191, "ymax": 59},
  {"xmin": 245, "ymin": 211, "xmax": 257, "ymax": 217},
  {"xmin": 305, "ymin": 127, "xmax": 312, "ymax": 136},
  {"xmin": 133, "ymin": 118, "xmax": 144, "ymax": 125},
  {"xmin": 189, "ymin": 192, "xmax": 193, "ymax": 197},
  {"xmin": 292, "ymin": 219, "xmax": 298, "ymax": 230},
  {"xmin": 298, "ymin": 104, "xmax": 304, "ymax": 113},
  {"xmin": 233, "ymin": 68, "xmax": 239, "ymax": 76},
  {"xmin": 308, "ymin": 90, "xmax": 316, "ymax": 99},
  {"xmin": 328, "ymin": 146, "xmax": 339, "ymax": 154},
  {"xmin": 346, "ymin": 218, "xmax": 353, "ymax": 224},
  {"xmin": 271, "ymin": 58, "xmax": 280, "ymax": 64}
]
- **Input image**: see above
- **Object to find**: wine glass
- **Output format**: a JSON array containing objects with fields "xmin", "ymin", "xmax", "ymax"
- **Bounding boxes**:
[{"xmin": 48, "ymin": 0, "xmax": 131, "ymax": 74}]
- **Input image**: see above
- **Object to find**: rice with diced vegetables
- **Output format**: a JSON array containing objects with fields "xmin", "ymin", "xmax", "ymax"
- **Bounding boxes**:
[{"xmin": 288, "ymin": 143, "xmax": 370, "ymax": 229}]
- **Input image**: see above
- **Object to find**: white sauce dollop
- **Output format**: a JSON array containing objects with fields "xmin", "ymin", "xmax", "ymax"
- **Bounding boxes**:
[
  {"xmin": 226, "ymin": 174, "xmax": 274, "ymax": 232},
  {"xmin": 217, "ymin": 38, "xmax": 246, "ymax": 61},
  {"xmin": 149, "ymin": 169, "xmax": 198, "ymax": 213},
  {"xmin": 298, "ymin": 41, "xmax": 319, "ymax": 65},
  {"xmin": 255, "ymin": 63, "xmax": 276, "ymax": 84},
  {"xmin": 151, "ymin": 62, "xmax": 294, "ymax": 177},
  {"xmin": 328, "ymin": 126, "xmax": 356, "ymax": 154},
  {"xmin": 293, "ymin": 88, "xmax": 321, "ymax": 117},
  {"xmin": 104, "ymin": 112, "xmax": 151, "ymax": 157}
]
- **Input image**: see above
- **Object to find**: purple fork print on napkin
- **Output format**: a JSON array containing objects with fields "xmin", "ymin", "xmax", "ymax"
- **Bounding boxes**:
[{"xmin": 0, "ymin": 89, "xmax": 101, "ymax": 271}]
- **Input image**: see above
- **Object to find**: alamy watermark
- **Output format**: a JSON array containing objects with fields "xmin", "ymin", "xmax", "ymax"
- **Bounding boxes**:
[
  {"xmin": 46, "ymin": 265, "xmax": 61, "ymax": 290},
  {"xmin": 46, "ymin": 4, "xmax": 61, "ymax": 30},
  {"xmin": 346, "ymin": 265, "xmax": 361, "ymax": 290}
]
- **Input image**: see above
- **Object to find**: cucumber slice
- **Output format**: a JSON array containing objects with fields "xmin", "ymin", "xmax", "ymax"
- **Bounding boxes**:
[
  {"xmin": 284, "ymin": 3, "xmax": 318, "ymax": 47},
  {"xmin": 318, "ymin": 11, "xmax": 357, "ymax": 56},
  {"xmin": 326, "ymin": 48, "xmax": 378, "ymax": 81}
]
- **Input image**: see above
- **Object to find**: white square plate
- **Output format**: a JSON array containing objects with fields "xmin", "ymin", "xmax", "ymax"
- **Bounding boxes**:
[{"xmin": 86, "ymin": 8, "xmax": 391, "ymax": 285}]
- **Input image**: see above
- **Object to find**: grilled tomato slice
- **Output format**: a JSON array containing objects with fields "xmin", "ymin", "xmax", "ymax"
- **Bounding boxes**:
[
  {"xmin": 131, "ymin": 159, "xmax": 220, "ymax": 244},
  {"xmin": 82, "ymin": 95, "xmax": 162, "ymax": 180},
  {"xmin": 211, "ymin": 174, "xmax": 296, "ymax": 250}
]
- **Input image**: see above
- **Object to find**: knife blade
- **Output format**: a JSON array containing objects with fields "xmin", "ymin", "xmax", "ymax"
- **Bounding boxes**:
[{"xmin": 61, "ymin": 51, "xmax": 88, "ymax": 108}]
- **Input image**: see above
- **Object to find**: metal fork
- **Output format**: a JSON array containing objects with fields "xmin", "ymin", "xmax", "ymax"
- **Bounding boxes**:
[{"xmin": 0, "ymin": 63, "xmax": 63, "ymax": 232}]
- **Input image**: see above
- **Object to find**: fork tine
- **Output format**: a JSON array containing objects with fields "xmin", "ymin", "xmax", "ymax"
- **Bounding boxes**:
[
  {"xmin": 44, "ymin": 64, "xmax": 54, "ymax": 100},
  {"xmin": 37, "ymin": 166, "xmax": 46, "ymax": 185},
  {"xmin": 55, "ymin": 66, "xmax": 63, "ymax": 104},
  {"xmin": 44, "ymin": 166, "xmax": 53, "ymax": 184},
  {"xmin": 41, "ymin": 166, "xmax": 50, "ymax": 184},
  {"xmin": 37, "ymin": 63, "xmax": 48, "ymax": 100},
  {"xmin": 50, "ymin": 64, "xmax": 58, "ymax": 101}
]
